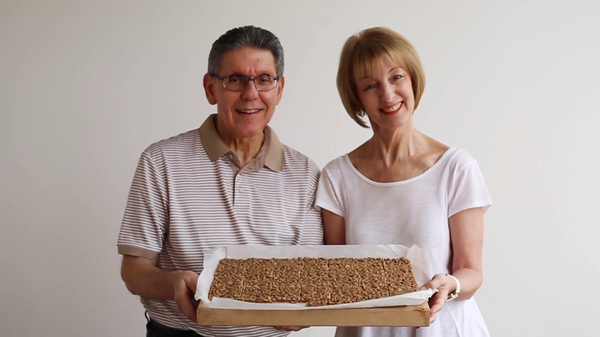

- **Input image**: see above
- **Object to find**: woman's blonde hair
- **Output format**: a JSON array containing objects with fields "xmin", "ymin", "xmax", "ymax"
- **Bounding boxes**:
[{"xmin": 337, "ymin": 27, "xmax": 426, "ymax": 128}]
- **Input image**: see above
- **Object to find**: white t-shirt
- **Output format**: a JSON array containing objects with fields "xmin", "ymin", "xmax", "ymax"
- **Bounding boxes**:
[{"xmin": 315, "ymin": 147, "xmax": 492, "ymax": 337}]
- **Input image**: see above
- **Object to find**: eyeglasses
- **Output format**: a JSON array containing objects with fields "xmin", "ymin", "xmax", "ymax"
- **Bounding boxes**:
[{"xmin": 211, "ymin": 74, "xmax": 280, "ymax": 92}]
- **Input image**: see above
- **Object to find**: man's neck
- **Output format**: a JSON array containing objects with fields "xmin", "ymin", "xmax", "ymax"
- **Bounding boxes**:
[
  {"xmin": 228, "ymin": 133, "xmax": 264, "ymax": 166},
  {"xmin": 215, "ymin": 120, "xmax": 265, "ymax": 166}
]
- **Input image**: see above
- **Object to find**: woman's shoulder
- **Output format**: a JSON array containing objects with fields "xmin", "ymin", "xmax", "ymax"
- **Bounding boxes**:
[
  {"xmin": 322, "ymin": 154, "xmax": 350, "ymax": 174},
  {"xmin": 437, "ymin": 147, "xmax": 480, "ymax": 174},
  {"xmin": 446, "ymin": 147, "xmax": 476, "ymax": 162},
  {"xmin": 423, "ymin": 133, "xmax": 476, "ymax": 164}
]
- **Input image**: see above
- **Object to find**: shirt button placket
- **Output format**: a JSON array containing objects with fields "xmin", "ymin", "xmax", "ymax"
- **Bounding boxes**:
[{"xmin": 234, "ymin": 173, "xmax": 250, "ymax": 217}]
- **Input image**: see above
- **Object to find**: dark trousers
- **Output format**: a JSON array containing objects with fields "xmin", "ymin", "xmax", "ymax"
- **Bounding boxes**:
[{"xmin": 145, "ymin": 313, "xmax": 203, "ymax": 337}]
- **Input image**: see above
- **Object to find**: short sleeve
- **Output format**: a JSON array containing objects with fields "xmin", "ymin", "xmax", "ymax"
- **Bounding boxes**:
[
  {"xmin": 300, "ymin": 160, "xmax": 324, "ymax": 245},
  {"xmin": 315, "ymin": 160, "xmax": 345, "ymax": 217},
  {"xmin": 117, "ymin": 150, "xmax": 169, "ymax": 257},
  {"xmin": 448, "ymin": 159, "xmax": 492, "ymax": 218}
]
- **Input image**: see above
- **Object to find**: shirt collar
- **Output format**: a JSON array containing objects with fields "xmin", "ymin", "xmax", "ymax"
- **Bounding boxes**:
[{"xmin": 199, "ymin": 114, "xmax": 284, "ymax": 171}]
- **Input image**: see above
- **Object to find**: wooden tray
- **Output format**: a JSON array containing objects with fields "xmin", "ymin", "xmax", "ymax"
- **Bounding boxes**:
[{"xmin": 197, "ymin": 302, "xmax": 430, "ymax": 327}]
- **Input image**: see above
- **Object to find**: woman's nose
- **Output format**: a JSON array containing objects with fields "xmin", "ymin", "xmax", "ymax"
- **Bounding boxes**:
[{"xmin": 380, "ymin": 83, "xmax": 395, "ymax": 103}]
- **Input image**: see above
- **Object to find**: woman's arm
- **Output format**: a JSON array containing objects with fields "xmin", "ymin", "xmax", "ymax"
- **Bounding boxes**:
[
  {"xmin": 322, "ymin": 209, "xmax": 346, "ymax": 245},
  {"xmin": 449, "ymin": 206, "xmax": 484, "ymax": 299},
  {"xmin": 422, "ymin": 206, "xmax": 485, "ymax": 322}
]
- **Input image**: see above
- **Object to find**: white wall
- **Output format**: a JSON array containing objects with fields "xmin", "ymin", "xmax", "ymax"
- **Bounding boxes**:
[{"xmin": 2, "ymin": 0, "xmax": 599, "ymax": 336}]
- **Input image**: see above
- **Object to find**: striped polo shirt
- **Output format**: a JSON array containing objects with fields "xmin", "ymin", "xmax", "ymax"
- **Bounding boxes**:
[{"xmin": 117, "ymin": 114, "xmax": 323, "ymax": 337}]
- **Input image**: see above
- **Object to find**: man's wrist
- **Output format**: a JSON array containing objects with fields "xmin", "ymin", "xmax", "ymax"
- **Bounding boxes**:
[{"xmin": 166, "ymin": 270, "xmax": 186, "ymax": 299}]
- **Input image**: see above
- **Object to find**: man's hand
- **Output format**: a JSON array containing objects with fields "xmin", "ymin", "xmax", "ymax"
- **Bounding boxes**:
[
  {"xmin": 173, "ymin": 271, "xmax": 200, "ymax": 322},
  {"xmin": 273, "ymin": 326, "xmax": 309, "ymax": 332}
]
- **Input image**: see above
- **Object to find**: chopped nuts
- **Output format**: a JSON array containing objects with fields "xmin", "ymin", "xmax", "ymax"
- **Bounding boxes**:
[{"xmin": 209, "ymin": 257, "xmax": 418, "ymax": 306}]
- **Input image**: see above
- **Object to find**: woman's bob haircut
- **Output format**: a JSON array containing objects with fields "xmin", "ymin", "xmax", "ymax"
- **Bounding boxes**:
[{"xmin": 337, "ymin": 27, "xmax": 426, "ymax": 128}]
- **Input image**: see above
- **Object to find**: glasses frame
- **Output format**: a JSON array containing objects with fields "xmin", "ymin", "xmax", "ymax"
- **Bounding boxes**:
[{"xmin": 211, "ymin": 74, "xmax": 281, "ymax": 92}]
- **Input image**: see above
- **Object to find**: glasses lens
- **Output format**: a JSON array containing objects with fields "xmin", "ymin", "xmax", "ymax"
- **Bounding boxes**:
[
  {"xmin": 224, "ymin": 75, "xmax": 247, "ymax": 91},
  {"xmin": 222, "ymin": 75, "xmax": 277, "ymax": 91},
  {"xmin": 255, "ymin": 75, "xmax": 276, "ymax": 91}
]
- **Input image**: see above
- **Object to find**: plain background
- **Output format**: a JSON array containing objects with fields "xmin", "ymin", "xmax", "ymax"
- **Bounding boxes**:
[{"xmin": 2, "ymin": 0, "xmax": 599, "ymax": 336}]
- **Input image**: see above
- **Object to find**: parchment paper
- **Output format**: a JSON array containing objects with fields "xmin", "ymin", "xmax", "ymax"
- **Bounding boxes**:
[{"xmin": 195, "ymin": 244, "xmax": 436, "ymax": 310}]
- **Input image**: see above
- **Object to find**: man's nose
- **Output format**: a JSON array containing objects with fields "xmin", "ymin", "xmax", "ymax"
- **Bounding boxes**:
[{"xmin": 241, "ymin": 80, "xmax": 259, "ymax": 100}]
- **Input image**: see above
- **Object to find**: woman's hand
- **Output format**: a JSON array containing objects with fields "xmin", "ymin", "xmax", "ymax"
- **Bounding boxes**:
[{"xmin": 420, "ymin": 273, "xmax": 458, "ymax": 323}]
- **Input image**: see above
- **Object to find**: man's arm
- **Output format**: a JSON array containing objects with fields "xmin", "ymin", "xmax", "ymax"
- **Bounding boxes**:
[
  {"xmin": 121, "ymin": 255, "xmax": 199, "ymax": 322},
  {"xmin": 121, "ymin": 255, "xmax": 180, "ymax": 300}
]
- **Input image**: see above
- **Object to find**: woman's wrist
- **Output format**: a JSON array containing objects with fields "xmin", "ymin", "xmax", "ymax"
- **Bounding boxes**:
[{"xmin": 445, "ymin": 274, "xmax": 461, "ymax": 301}]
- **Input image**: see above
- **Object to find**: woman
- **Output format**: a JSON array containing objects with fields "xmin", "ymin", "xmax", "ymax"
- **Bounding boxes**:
[{"xmin": 315, "ymin": 27, "xmax": 492, "ymax": 337}]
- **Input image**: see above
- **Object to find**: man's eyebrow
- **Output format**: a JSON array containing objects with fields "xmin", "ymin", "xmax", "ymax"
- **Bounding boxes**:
[
  {"xmin": 226, "ymin": 72, "xmax": 246, "ymax": 77},
  {"xmin": 226, "ymin": 71, "xmax": 275, "ymax": 77}
]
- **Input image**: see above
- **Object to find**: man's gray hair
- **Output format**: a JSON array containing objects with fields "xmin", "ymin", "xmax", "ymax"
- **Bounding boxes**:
[{"xmin": 208, "ymin": 26, "xmax": 284, "ymax": 77}]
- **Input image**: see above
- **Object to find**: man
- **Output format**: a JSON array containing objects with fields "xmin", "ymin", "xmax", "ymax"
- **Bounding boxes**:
[{"xmin": 117, "ymin": 26, "xmax": 323, "ymax": 337}]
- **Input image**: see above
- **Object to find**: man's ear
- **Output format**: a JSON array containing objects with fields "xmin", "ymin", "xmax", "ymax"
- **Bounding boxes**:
[
  {"xmin": 275, "ymin": 76, "xmax": 285, "ymax": 105},
  {"xmin": 203, "ymin": 73, "xmax": 217, "ymax": 105}
]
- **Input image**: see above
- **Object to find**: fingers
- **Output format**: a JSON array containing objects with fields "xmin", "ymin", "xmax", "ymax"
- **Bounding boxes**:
[
  {"xmin": 422, "ymin": 274, "xmax": 452, "ymax": 323},
  {"xmin": 177, "ymin": 297, "xmax": 197, "ymax": 322},
  {"xmin": 287, "ymin": 326, "xmax": 307, "ymax": 331},
  {"xmin": 428, "ymin": 291, "xmax": 447, "ymax": 320},
  {"xmin": 274, "ymin": 326, "xmax": 309, "ymax": 331},
  {"xmin": 175, "ymin": 284, "xmax": 198, "ymax": 322},
  {"xmin": 174, "ymin": 271, "xmax": 200, "ymax": 323},
  {"xmin": 420, "ymin": 273, "xmax": 446, "ymax": 291},
  {"xmin": 182, "ymin": 271, "xmax": 199, "ymax": 294}
]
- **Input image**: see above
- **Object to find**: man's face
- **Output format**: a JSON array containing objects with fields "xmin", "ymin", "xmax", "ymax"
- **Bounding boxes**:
[{"xmin": 204, "ymin": 47, "xmax": 284, "ymax": 141}]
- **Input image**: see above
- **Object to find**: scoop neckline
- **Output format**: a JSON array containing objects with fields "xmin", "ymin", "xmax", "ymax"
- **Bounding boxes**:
[{"xmin": 342, "ymin": 147, "xmax": 456, "ymax": 187}]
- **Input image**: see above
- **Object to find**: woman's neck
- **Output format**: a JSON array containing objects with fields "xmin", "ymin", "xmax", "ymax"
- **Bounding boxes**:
[{"xmin": 365, "ymin": 124, "xmax": 428, "ymax": 165}]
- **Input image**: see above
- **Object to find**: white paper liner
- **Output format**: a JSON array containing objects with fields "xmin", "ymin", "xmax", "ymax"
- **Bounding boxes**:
[{"xmin": 195, "ymin": 244, "xmax": 435, "ymax": 310}]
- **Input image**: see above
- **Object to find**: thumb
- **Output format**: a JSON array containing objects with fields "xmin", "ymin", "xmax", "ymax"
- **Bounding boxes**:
[
  {"xmin": 420, "ymin": 274, "xmax": 445, "ymax": 290},
  {"xmin": 183, "ymin": 271, "xmax": 199, "ymax": 293}
]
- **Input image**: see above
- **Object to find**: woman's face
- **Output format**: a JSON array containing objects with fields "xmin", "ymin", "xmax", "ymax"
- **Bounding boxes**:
[{"xmin": 355, "ymin": 57, "xmax": 415, "ymax": 131}]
